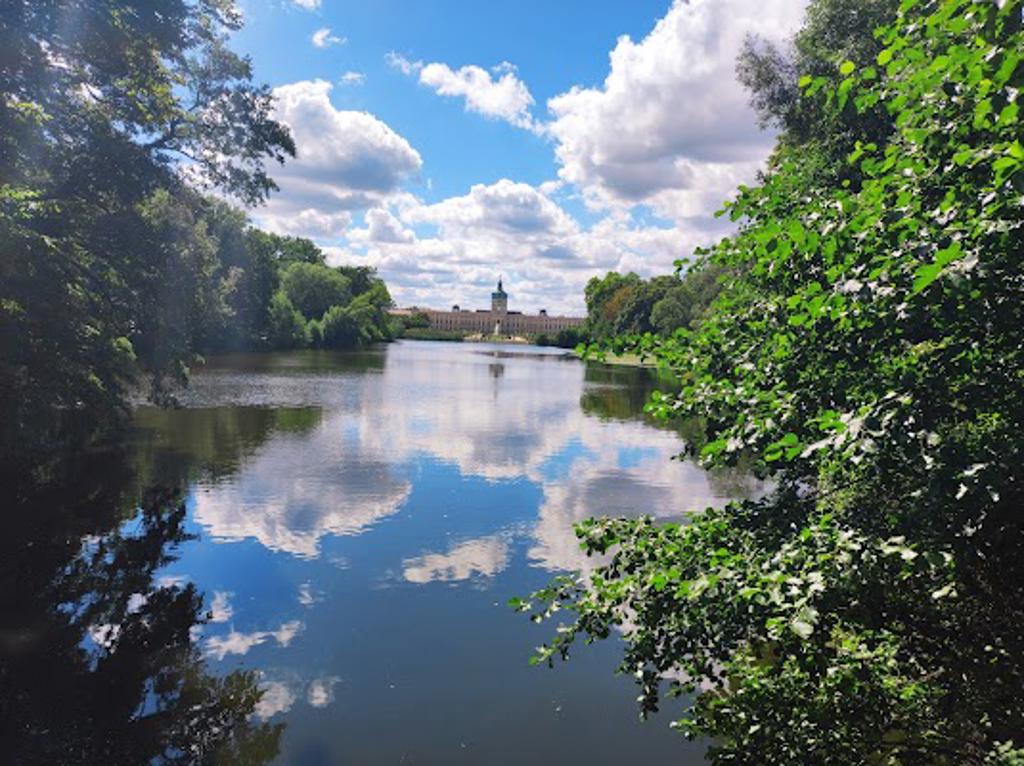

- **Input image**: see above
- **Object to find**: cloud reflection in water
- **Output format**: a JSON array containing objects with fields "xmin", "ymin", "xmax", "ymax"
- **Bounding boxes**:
[
  {"xmin": 182, "ymin": 345, "xmax": 758, "ymax": 577},
  {"xmin": 403, "ymin": 535, "xmax": 510, "ymax": 583}
]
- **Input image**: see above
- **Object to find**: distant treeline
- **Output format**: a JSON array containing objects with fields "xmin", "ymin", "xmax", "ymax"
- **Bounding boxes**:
[
  {"xmin": 236, "ymin": 226, "xmax": 398, "ymax": 354},
  {"xmin": 140, "ymin": 197, "xmax": 397, "ymax": 363},
  {"xmin": 534, "ymin": 264, "xmax": 725, "ymax": 349}
]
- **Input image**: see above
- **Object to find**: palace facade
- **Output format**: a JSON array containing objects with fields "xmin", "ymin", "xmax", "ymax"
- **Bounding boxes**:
[{"xmin": 391, "ymin": 279, "xmax": 585, "ymax": 336}]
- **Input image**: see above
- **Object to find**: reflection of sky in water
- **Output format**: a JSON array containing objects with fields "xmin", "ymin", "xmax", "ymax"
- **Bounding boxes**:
[
  {"xmin": 536, "ymin": 438, "xmax": 595, "ymax": 483},
  {"xmin": 138, "ymin": 342, "xmax": 758, "ymax": 765}
]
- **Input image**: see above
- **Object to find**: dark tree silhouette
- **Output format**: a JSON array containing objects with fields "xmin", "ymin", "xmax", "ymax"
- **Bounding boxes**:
[{"xmin": 0, "ymin": 450, "xmax": 283, "ymax": 765}]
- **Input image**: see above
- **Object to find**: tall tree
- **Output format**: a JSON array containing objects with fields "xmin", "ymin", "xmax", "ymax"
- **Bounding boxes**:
[
  {"xmin": 736, "ymin": 0, "xmax": 895, "ymax": 180},
  {"xmin": 650, "ymin": 263, "xmax": 725, "ymax": 335},
  {"xmin": 583, "ymin": 271, "xmax": 643, "ymax": 340},
  {"xmin": 737, "ymin": 0, "xmax": 893, "ymax": 135},
  {"xmin": 279, "ymin": 262, "xmax": 353, "ymax": 322},
  {"xmin": 0, "ymin": 0, "xmax": 294, "ymax": 462}
]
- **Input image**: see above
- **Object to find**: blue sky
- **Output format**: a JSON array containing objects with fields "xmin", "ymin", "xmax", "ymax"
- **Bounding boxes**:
[
  {"xmin": 234, "ymin": 0, "xmax": 806, "ymax": 313},
  {"xmin": 236, "ymin": 1, "xmax": 670, "ymax": 198}
]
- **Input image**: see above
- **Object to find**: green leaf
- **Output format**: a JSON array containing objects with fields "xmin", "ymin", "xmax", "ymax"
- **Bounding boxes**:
[
  {"xmin": 993, "ymin": 156, "xmax": 1020, "ymax": 181},
  {"xmin": 930, "ymin": 583, "xmax": 956, "ymax": 600},
  {"xmin": 912, "ymin": 263, "xmax": 941, "ymax": 293},
  {"xmin": 997, "ymin": 102, "xmax": 1019, "ymax": 127},
  {"xmin": 701, "ymin": 438, "xmax": 728, "ymax": 458},
  {"xmin": 790, "ymin": 606, "xmax": 818, "ymax": 639}
]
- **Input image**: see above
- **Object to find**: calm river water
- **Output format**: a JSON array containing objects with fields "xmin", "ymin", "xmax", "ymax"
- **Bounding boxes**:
[{"xmin": 5, "ymin": 341, "xmax": 758, "ymax": 765}]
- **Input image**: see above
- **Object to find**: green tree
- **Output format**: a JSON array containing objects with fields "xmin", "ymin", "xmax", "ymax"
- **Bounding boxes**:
[
  {"xmin": 279, "ymin": 262, "xmax": 352, "ymax": 321},
  {"xmin": 612, "ymin": 274, "xmax": 679, "ymax": 336},
  {"xmin": 583, "ymin": 271, "xmax": 643, "ymax": 339},
  {"xmin": 555, "ymin": 327, "xmax": 588, "ymax": 348},
  {"xmin": 133, "ymin": 190, "xmax": 233, "ymax": 402},
  {"xmin": 245, "ymin": 230, "xmax": 326, "ymax": 269},
  {"xmin": 582, "ymin": 269, "xmax": 722, "ymax": 341},
  {"xmin": 649, "ymin": 263, "xmax": 726, "ymax": 335},
  {"xmin": 737, "ymin": 0, "xmax": 894, "ymax": 152},
  {"xmin": 266, "ymin": 291, "xmax": 309, "ymax": 350},
  {"xmin": 0, "ymin": 0, "xmax": 294, "ymax": 463},
  {"xmin": 199, "ymin": 202, "xmax": 279, "ymax": 352},
  {"xmin": 347, "ymin": 278, "xmax": 396, "ymax": 343},
  {"xmin": 336, "ymin": 265, "xmax": 379, "ymax": 297},
  {"xmin": 319, "ymin": 305, "xmax": 361, "ymax": 349},
  {"xmin": 402, "ymin": 312, "xmax": 432, "ymax": 330},
  {"xmin": 520, "ymin": 2, "xmax": 1024, "ymax": 764},
  {"xmin": 314, "ymin": 271, "xmax": 396, "ymax": 348},
  {"xmin": 584, "ymin": 271, "xmax": 637, "ymax": 315}
]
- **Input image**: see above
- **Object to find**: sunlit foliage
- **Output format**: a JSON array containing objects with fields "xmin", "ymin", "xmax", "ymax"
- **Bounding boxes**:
[
  {"xmin": 519, "ymin": 1, "xmax": 1024, "ymax": 763},
  {"xmin": 0, "ymin": 0, "xmax": 294, "ymax": 460}
]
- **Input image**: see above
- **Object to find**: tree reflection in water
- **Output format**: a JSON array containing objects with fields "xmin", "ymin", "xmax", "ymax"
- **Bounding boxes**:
[
  {"xmin": 0, "ymin": 449, "xmax": 282, "ymax": 765},
  {"xmin": 580, "ymin": 361, "xmax": 760, "ymax": 499}
]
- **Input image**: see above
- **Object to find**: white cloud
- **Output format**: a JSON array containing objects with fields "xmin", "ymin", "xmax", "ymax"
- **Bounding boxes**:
[
  {"xmin": 341, "ymin": 343, "xmax": 761, "ymax": 571},
  {"xmin": 204, "ymin": 620, "xmax": 305, "ymax": 660},
  {"xmin": 173, "ymin": 341, "xmax": 763, "ymax": 625},
  {"xmin": 403, "ymin": 536, "xmax": 510, "ymax": 583},
  {"xmin": 387, "ymin": 53, "xmax": 539, "ymax": 132},
  {"xmin": 340, "ymin": 70, "xmax": 365, "ymax": 86},
  {"xmin": 546, "ymin": 0, "xmax": 804, "ymax": 217},
  {"xmin": 273, "ymin": 620, "xmax": 304, "ymax": 647},
  {"xmin": 407, "ymin": 179, "xmax": 575, "ymax": 238},
  {"xmin": 209, "ymin": 591, "xmax": 234, "ymax": 623},
  {"xmin": 258, "ymin": 1, "xmax": 808, "ymax": 312},
  {"xmin": 307, "ymin": 676, "xmax": 342, "ymax": 708},
  {"xmin": 339, "ymin": 0, "xmax": 803, "ymax": 311},
  {"xmin": 385, "ymin": 52, "xmax": 422, "ymax": 76},
  {"xmin": 271, "ymin": 80, "xmax": 420, "ymax": 194},
  {"xmin": 311, "ymin": 27, "xmax": 345, "ymax": 48},
  {"xmin": 416, "ymin": 61, "xmax": 540, "ymax": 132},
  {"xmin": 344, "ymin": 179, "xmax": 718, "ymax": 313},
  {"xmin": 87, "ymin": 623, "xmax": 120, "ymax": 649},
  {"xmin": 349, "ymin": 207, "xmax": 415, "ymax": 244},
  {"xmin": 298, "ymin": 581, "xmax": 323, "ymax": 606},
  {"xmin": 127, "ymin": 592, "xmax": 147, "ymax": 613},
  {"xmin": 259, "ymin": 208, "xmax": 353, "ymax": 239},
  {"xmin": 291, "ymin": 0, "xmax": 321, "ymax": 9},
  {"xmin": 192, "ymin": 399, "xmax": 412, "ymax": 557},
  {"xmin": 256, "ymin": 79, "xmax": 421, "ymax": 237},
  {"xmin": 538, "ymin": 179, "xmax": 563, "ymax": 195},
  {"xmin": 254, "ymin": 681, "xmax": 297, "ymax": 720},
  {"xmin": 204, "ymin": 629, "xmax": 265, "ymax": 660},
  {"xmin": 157, "ymin": 574, "xmax": 188, "ymax": 588}
]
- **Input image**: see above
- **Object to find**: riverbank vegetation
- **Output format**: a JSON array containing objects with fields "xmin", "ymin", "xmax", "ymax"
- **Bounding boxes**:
[
  {"xmin": 581, "ymin": 267, "xmax": 725, "ymax": 342},
  {"xmin": 400, "ymin": 327, "xmax": 468, "ymax": 342},
  {"xmin": 538, "ymin": 263, "xmax": 725, "ymax": 351},
  {"xmin": 391, "ymin": 311, "xmax": 466, "ymax": 341},
  {"xmin": 259, "ymin": 243, "xmax": 397, "ymax": 353},
  {"xmin": 0, "ymin": 1, "xmax": 396, "ymax": 469},
  {"xmin": 519, "ymin": 1, "xmax": 1024, "ymax": 763}
]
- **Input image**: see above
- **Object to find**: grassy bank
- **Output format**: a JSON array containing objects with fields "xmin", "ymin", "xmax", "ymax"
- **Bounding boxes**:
[
  {"xmin": 400, "ymin": 328, "xmax": 467, "ymax": 342},
  {"xmin": 578, "ymin": 351, "xmax": 656, "ymax": 368}
]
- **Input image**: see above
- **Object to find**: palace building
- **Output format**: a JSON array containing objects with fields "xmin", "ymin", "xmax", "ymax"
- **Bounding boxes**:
[{"xmin": 391, "ymin": 279, "xmax": 585, "ymax": 337}]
